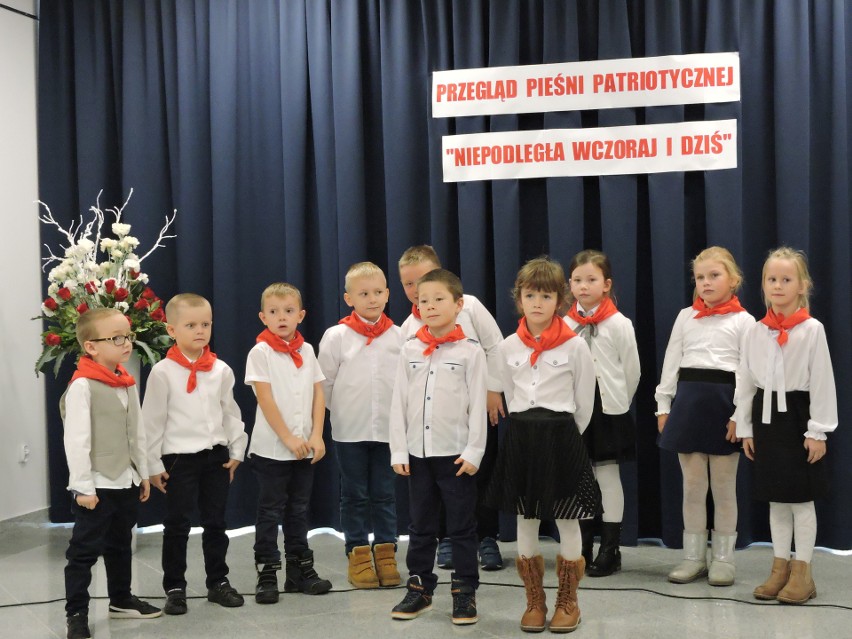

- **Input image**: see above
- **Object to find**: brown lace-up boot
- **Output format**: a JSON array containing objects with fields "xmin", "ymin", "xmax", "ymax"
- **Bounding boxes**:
[
  {"xmin": 550, "ymin": 555, "xmax": 584, "ymax": 633},
  {"xmin": 516, "ymin": 555, "xmax": 547, "ymax": 632}
]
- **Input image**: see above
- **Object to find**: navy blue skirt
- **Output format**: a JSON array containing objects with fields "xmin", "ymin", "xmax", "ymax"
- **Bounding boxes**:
[{"xmin": 657, "ymin": 368, "xmax": 740, "ymax": 456}]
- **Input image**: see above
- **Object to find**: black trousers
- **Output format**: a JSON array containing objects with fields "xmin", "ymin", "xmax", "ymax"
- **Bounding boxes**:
[
  {"xmin": 406, "ymin": 455, "xmax": 478, "ymax": 594},
  {"xmin": 161, "ymin": 445, "xmax": 231, "ymax": 591},
  {"xmin": 252, "ymin": 455, "xmax": 314, "ymax": 563},
  {"xmin": 65, "ymin": 487, "xmax": 138, "ymax": 615}
]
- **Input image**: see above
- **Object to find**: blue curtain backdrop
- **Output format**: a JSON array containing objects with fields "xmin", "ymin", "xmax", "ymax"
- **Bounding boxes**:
[{"xmin": 37, "ymin": 0, "xmax": 852, "ymax": 550}]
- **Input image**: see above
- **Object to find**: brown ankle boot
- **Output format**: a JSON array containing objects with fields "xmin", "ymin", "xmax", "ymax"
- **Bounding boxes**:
[
  {"xmin": 516, "ymin": 555, "xmax": 547, "ymax": 633},
  {"xmin": 550, "ymin": 555, "xmax": 584, "ymax": 633},
  {"xmin": 372, "ymin": 543, "xmax": 401, "ymax": 587},
  {"xmin": 776, "ymin": 559, "xmax": 816, "ymax": 604},
  {"xmin": 347, "ymin": 545, "xmax": 379, "ymax": 589},
  {"xmin": 753, "ymin": 557, "xmax": 791, "ymax": 600}
]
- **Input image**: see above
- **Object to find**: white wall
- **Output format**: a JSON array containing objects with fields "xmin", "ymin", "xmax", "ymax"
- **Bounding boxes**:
[{"xmin": 0, "ymin": 0, "xmax": 47, "ymax": 520}]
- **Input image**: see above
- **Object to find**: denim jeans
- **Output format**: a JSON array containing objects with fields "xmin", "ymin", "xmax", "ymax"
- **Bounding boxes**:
[{"xmin": 334, "ymin": 440, "xmax": 397, "ymax": 554}]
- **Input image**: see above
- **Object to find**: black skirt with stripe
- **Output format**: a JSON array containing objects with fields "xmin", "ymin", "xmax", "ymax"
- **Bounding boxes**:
[
  {"xmin": 583, "ymin": 385, "xmax": 636, "ymax": 463},
  {"xmin": 657, "ymin": 368, "xmax": 740, "ymax": 456},
  {"xmin": 752, "ymin": 389, "xmax": 828, "ymax": 503},
  {"xmin": 486, "ymin": 408, "xmax": 602, "ymax": 521}
]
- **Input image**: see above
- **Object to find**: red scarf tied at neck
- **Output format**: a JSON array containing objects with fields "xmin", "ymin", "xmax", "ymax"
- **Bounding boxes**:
[
  {"xmin": 257, "ymin": 329, "xmax": 305, "ymax": 368},
  {"xmin": 692, "ymin": 295, "xmax": 746, "ymax": 319},
  {"xmin": 166, "ymin": 345, "xmax": 218, "ymax": 392},
  {"xmin": 516, "ymin": 316, "xmax": 577, "ymax": 366},
  {"xmin": 70, "ymin": 355, "xmax": 136, "ymax": 387},
  {"xmin": 339, "ymin": 312, "xmax": 394, "ymax": 345},
  {"xmin": 411, "ymin": 303, "xmax": 422, "ymax": 320},
  {"xmin": 415, "ymin": 324, "xmax": 466, "ymax": 356},
  {"xmin": 566, "ymin": 297, "xmax": 619, "ymax": 326},
  {"xmin": 760, "ymin": 307, "xmax": 811, "ymax": 346}
]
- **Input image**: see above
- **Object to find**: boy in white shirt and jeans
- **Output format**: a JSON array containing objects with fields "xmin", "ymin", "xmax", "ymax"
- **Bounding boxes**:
[{"xmin": 143, "ymin": 293, "xmax": 248, "ymax": 615}]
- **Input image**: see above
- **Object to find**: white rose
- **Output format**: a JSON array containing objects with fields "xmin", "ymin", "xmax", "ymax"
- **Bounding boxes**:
[
  {"xmin": 100, "ymin": 238, "xmax": 117, "ymax": 250},
  {"xmin": 48, "ymin": 267, "xmax": 62, "ymax": 282},
  {"xmin": 137, "ymin": 272, "xmax": 149, "ymax": 283},
  {"xmin": 116, "ymin": 301, "xmax": 129, "ymax": 311},
  {"xmin": 120, "ymin": 236, "xmax": 140, "ymax": 249},
  {"xmin": 123, "ymin": 258, "xmax": 140, "ymax": 271},
  {"xmin": 41, "ymin": 304, "xmax": 55, "ymax": 317},
  {"xmin": 111, "ymin": 249, "xmax": 124, "ymax": 259},
  {"xmin": 112, "ymin": 222, "xmax": 132, "ymax": 237},
  {"xmin": 62, "ymin": 279, "xmax": 78, "ymax": 291},
  {"xmin": 77, "ymin": 238, "xmax": 95, "ymax": 253},
  {"xmin": 48, "ymin": 283, "xmax": 59, "ymax": 295}
]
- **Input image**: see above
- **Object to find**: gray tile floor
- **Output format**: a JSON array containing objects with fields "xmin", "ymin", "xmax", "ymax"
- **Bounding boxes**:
[{"xmin": 1, "ymin": 513, "xmax": 850, "ymax": 638}]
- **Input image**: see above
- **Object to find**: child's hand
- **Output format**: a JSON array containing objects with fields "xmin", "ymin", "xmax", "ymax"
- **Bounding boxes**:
[
  {"xmin": 393, "ymin": 463, "xmax": 410, "ymax": 476},
  {"xmin": 284, "ymin": 434, "xmax": 310, "ymax": 459},
  {"xmin": 75, "ymin": 494, "xmax": 99, "ymax": 510},
  {"xmin": 223, "ymin": 459, "xmax": 241, "ymax": 483},
  {"xmin": 657, "ymin": 414, "xmax": 668, "ymax": 433},
  {"xmin": 725, "ymin": 420, "xmax": 739, "ymax": 443},
  {"xmin": 150, "ymin": 472, "xmax": 169, "ymax": 493},
  {"xmin": 309, "ymin": 435, "xmax": 326, "ymax": 464},
  {"xmin": 804, "ymin": 438, "xmax": 826, "ymax": 464},
  {"xmin": 742, "ymin": 437, "xmax": 755, "ymax": 460},
  {"xmin": 139, "ymin": 479, "xmax": 151, "ymax": 503},
  {"xmin": 454, "ymin": 457, "xmax": 478, "ymax": 477},
  {"xmin": 487, "ymin": 391, "xmax": 505, "ymax": 426}
]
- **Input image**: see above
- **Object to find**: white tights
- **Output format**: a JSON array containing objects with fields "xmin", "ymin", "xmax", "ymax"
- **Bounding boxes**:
[
  {"xmin": 516, "ymin": 516, "xmax": 581, "ymax": 560},
  {"xmin": 678, "ymin": 452, "xmax": 739, "ymax": 534},
  {"xmin": 593, "ymin": 462, "xmax": 624, "ymax": 522},
  {"xmin": 769, "ymin": 501, "xmax": 817, "ymax": 563}
]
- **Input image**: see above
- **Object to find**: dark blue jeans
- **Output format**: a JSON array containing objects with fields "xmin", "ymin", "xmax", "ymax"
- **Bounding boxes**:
[
  {"xmin": 161, "ymin": 445, "xmax": 231, "ymax": 591},
  {"xmin": 335, "ymin": 440, "xmax": 397, "ymax": 554},
  {"xmin": 65, "ymin": 487, "xmax": 138, "ymax": 615},
  {"xmin": 252, "ymin": 454, "xmax": 314, "ymax": 563},
  {"xmin": 406, "ymin": 455, "xmax": 478, "ymax": 594}
]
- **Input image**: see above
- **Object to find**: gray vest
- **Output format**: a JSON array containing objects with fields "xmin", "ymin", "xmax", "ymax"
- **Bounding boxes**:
[{"xmin": 60, "ymin": 381, "xmax": 143, "ymax": 480}]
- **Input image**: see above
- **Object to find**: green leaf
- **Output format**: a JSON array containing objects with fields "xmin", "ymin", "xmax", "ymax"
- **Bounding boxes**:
[
  {"xmin": 35, "ymin": 346, "xmax": 58, "ymax": 376},
  {"xmin": 53, "ymin": 350, "xmax": 69, "ymax": 377},
  {"xmin": 134, "ymin": 339, "xmax": 157, "ymax": 365}
]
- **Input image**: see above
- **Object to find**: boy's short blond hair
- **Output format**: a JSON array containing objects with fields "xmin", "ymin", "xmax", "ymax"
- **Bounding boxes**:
[
  {"xmin": 165, "ymin": 293, "xmax": 211, "ymax": 324},
  {"xmin": 691, "ymin": 246, "xmax": 744, "ymax": 300},
  {"xmin": 512, "ymin": 256, "xmax": 570, "ymax": 315},
  {"xmin": 762, "ymin": 246, "xmax": 812, "ymax": 310},
  {"xmin": 261, "ymin": 282, "xmax": 303, "ymax": 310},
  {"xmin": 417, "ymin": 268, "xmax": 463, "ymax": 301},
  {"xmin": 398, "ymin": 245, "xmax": 442, "ymax": 270},
  {"xmin": 344, "ymin": 262, "xmax": 386, "ymax": 293},
  {"xmin": 76, "ymin": 307, "xmax": 125, "ymax": 349}
]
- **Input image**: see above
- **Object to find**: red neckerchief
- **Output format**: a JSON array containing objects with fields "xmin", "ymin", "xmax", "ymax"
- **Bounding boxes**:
[
  {"xmin": 411, "ymin": 303, "xmax": 422, "ymax": 320},
  {"xmin": 257, "ymin": 329, "xmax": 304, "ymax": 368},
  {"xmin": 692, "ymin": 295, "xmax": 746, "ymax": 319},
  {"xmin": 338, "ymin": 312, "xmax": 394, "ymax": 345},
  {"xmin": 70, "ymin": 355, "xmax": 136, "ymax": 387},
  {"xmin": 516, "ymin": 316, "xmax": 577, "ymax": 366},
  {"xmin": 166, "ymin": 345, "xmax": 218, "ymax": 393},
  {"xmin": 415, "ymin": 324, "xmax": 466, "ymax": 356},
  {"xmin": 566, "ymin": 296, "xmax": 619, "ymax": 326},
  {"xmin": 760, "ymin": 307, "xmax": 811, "ymax": 346}
]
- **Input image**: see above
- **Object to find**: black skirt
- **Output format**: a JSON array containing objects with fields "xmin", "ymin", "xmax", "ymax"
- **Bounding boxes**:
[
  {"xmin": 752, "ymin": 389, "xmax": 828, "ymax": 503},
  {"xmin": 487, "ymin": 408, "xmax": 602, "ymax": 521},
  {"xmin": 583, "ymin": 385, "xmax": 636, "ymax": 463},
  {"xmin": 657, "ymin": 368, "xmax": 740, "ymax": 456}
]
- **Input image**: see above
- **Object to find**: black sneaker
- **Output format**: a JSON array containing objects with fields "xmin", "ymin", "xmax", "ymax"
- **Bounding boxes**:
[
  {"xmin": 391, "ymin": 576, "xmax": 433, "ymax": 620},
  {"xmin": 207, "ymin": 580, "xmax": 245, "ymax": 607},
  {"xmin": 436, "ymin": 537, "xmax": 453, "ymax": 569},
  {"xmin": 163, "ymin": 588, "xmax": 188, "ymax": 615},
  {"xmin": 108, "ymin": 595, "xmax": 162, "ymax": 619},
  {"xmin": 451, "ymin": 577, "xmax": 478, "ymax": 625},
  {"xmin": 66, "ymin": 612, "xmax": 90, "ymax": 639},
  {"xmin": 478, "ymin": 537, "xmax": 503, "ymax": 571}
]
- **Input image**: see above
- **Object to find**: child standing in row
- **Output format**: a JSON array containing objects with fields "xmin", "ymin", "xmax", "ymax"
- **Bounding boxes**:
[
  {"xmin": 656, "ymin": 247, "xmax": 754, "ymax": 586},
  {"xmin": 488, "ymin": 256, "xmax": 600, "ymax": 633},
  {"xmin": 246, "ymin": 283, "xmax": 332, "ymax": 603},
  {"xmin": 736, "ymin": 247, "xmax": 837, "ymax": 604},
  {"xmin": 143, "ymin": 294, "xmax": 248, "ymax": 615},
  {"xmin": 565, "ymin": 250, "xmax": 640, "ymax": 577},
  {"xmin": 61, "ymin": 308, "xmax": 161, "ymax": 639},
  {"xmin": 318, "ymin": 262, "xmax": 402, "ymax": 588},
  {"xmin": 389, "ymin": 268, "xmax": 487, "ymax": 625}
]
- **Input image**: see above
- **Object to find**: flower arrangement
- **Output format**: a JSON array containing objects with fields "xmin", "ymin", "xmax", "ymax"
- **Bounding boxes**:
[{"xmin": 35, "ymin": 190, "xmax": 176, "ymax": 376}]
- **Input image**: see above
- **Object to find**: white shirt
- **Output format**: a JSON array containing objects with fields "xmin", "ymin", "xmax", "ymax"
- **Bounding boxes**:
[
  {"xmin": 400, "ymin": 293, "xmax": 504, "ymax": 392},
  {"xmin": 565, "ymin": 307, "xmax": 640, "ymax": 415},
  {"xmin": 388, "ymin": 336, "xmax": 487, "ymax": 468},
  {"xmin": 735, "ymin": 317, "xmax": 838, "ymax": 440},
  {"xmin": 63, "ymin": 379, "xmax": 146, "ymax": 495},
  {"xmin": 497, "ymin": 333, "xmax": 596, "ymax": 433},
  {"xmin": 317, "ymin": 320, "xmax": 403, "ymax": 442},
  {"xmin": 655, "ymin": 306, "xmax": 755, "ymax": 414},
  {"xmin": 245, "ymin": 340, "xmax": 325, "ymax": 461},
  {"xmin": 142, "ymin": 357, "xmax": 248, "ymax": 475}
]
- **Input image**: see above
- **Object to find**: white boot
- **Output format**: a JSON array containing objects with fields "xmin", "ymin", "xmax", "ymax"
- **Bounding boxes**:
[
  {"xmin": 668, "ymin": 531, "xmax": 708, "ymax": 583},
  {"xmin": 707, "ymin": 531, "xmax": 736, "ymax": 586}
]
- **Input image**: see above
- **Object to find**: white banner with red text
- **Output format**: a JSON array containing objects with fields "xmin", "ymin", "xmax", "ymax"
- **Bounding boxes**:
[
  {"xmin": 441, "ymin": 119, "xmax": 737, "ymax": 183},
  {"xmin": 432, "ymin": 52, "xmax": 740, "ymax": 118}
]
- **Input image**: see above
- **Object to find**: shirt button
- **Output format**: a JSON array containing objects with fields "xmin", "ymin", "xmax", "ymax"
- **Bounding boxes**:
[
  {"xmin": 530, "ymin": 400, "xmax": 535, "ymax": 406},
  {"xmin": 515, "ymin": 361, "xmax": 520, "ymax": 365},
  {"xmin": 531, "ymin": 381, "xmax": 536, "ymax": 386},
  {"xmin": 430, "ymin": 371, "xmax": 434, "ymax": 374},
  {"xmin": 425, "ymin": 425, "xmax": 430, "ymax": 429},
  {"xmin": 427, "ymin": 397, "xmax": 431, "ymax": 400},
  {"xmin": 552, "ymin": 360, "xmax": 558, "ymax": 364},
  {"xmin": 533, "ymin": 365, "xmax": 538, "ymax": 370}
]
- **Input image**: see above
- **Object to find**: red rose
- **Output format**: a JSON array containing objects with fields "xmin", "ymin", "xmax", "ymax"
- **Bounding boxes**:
[
  {"xmin": 45, "ymin": 333, "xmax": 61, "ymax": 346},
  {"xmin": 150, "ymin": 308, "xmax": 166, "ymax": 322},
  {"xmin": 85, "ymin": 281, "xmax": 98, "ymax": 294},
  {"xmin": 142, "ymin": 287, "xmax": 156, "ymax": 300},
  {"xmin": 128, "ymin": 270, "xmax": 140, "ymax": 280},
  {"xmin": 43, "ymin": 297, "xmax": 58, "ymax": 311},
  {"xmin": 76, "ymin": 303, "xmax": 89, "ymax": 314},
  {"xmin": 114, "ymin": 287, "xmax": 129, "ymax": 302},
  {"xmin": 57, "ymin": 287, "xmax": 72, "ymax": 301},
  {"xmin": 104, "ymin": 279, "xmax": 116, "ymax": 293},
  {"xmin": 134, "ymin": 298, "xmax": 150, "ymax": 310}
]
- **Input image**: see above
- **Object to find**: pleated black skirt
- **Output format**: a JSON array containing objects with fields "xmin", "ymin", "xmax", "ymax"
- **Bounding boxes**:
[{"xmin": 583, "ymin": 385, "xmax": 636, "ymax": 463}]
